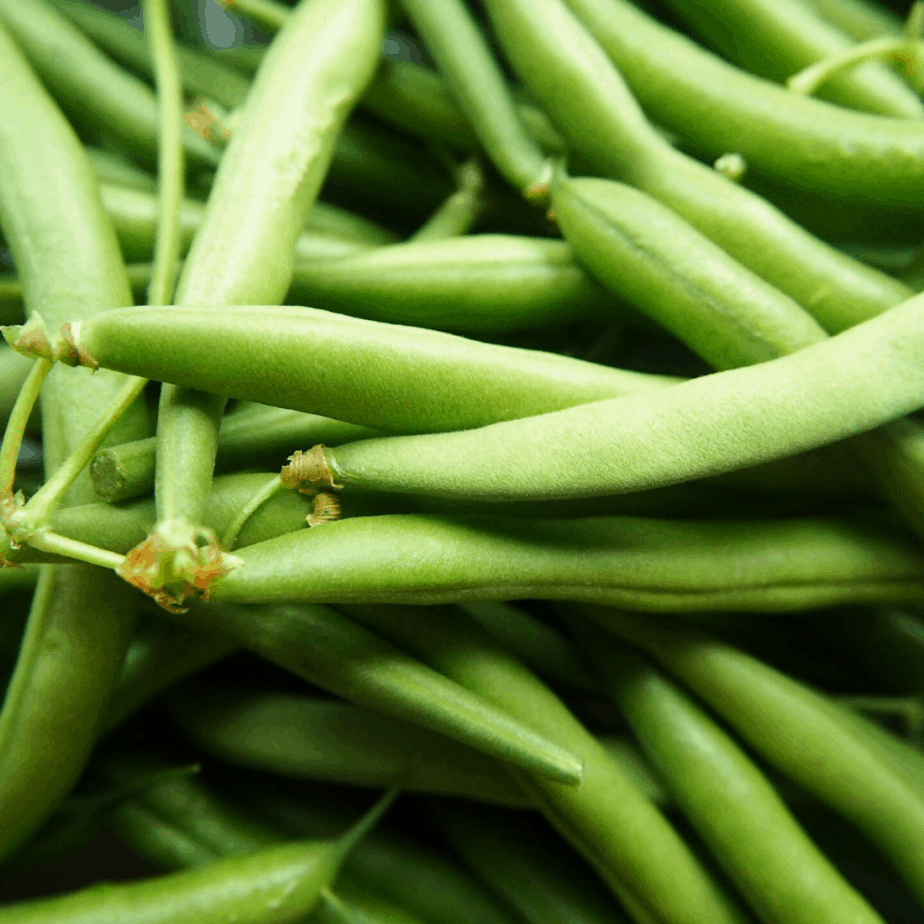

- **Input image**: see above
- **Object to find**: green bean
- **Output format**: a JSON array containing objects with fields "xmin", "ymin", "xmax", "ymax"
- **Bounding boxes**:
[
  {"xmin": 167, "ymin": 684, "xmax": 531, "ymax": 806},
  {"xmin": 287, "ymin": 235, "xmax": 620, "ymax": 332},
  {"xmin": 361, "ymin": 58, "xmax": 565, "ymax": 155},
  {"xmin": 92, "ymin": 405, "xmax": 376, "ymax": 503},
  {"xmin": 101, "ymin": 618, "xmax": 238, "ymax": 734},
  {"xmin": 86, "ymin": 148, "xmax": 158, "ymax": 193},
  {"xmin": 400, "ymin": 0, "xmax": 551, "ymax": 199},
  {"xmin": 661, "ymin": 0, "xmax": 923, "ymax": 118},
  {"xmin": 146, "ymin": 0, "xmax": 385, "ymax": 608},
  {"xmin": 483, "ymin": 0, "xmax": 913, "ymax": 337},
  {"xmin": 79, "ymin": 291, "xmax": 917, "ymax": 503},
  {"xmin": 211, "ymin": 512, "xmax": 924, "ymax": 612},
  {"xmin": 324, "ymin": 119, "xmax": 453, "ymax": 219},
  {"xmin": 243, "ymin": 780, "xmax": 525, "ymax": 924},
  {"xmin": 552, "ymin": 175, "xmax": 828, "ymax": 370},
  {"xmin": 337, "ymin": 603, "xmax": 749, "ymax": 924},
  {"xmin": 462, "ymin": 601, "xmax": 597, "ymax": 693},
  {"xmin": 100, "ymin": 184, "xmax": 381, "ymax": 265},
  {"xmin": 44, "ymin": 303, "xmax": 677, "ymax": 434},
  {"xmin": 165, "ymin": 598, "xmax": 583, "ymax": 786},
  {"xmin": 804, "ymin": 0, "xmax": 903, "ymax": 41},
  {"xmin": 582, "ymin": 609, "xmax": 924, "ymax": 907},
  {"xmin": 431, "ymin": 801, "xmax": 633, "ymax": 924},
  {"xmin": 0, "ymin": 0, "xmax": 218, "ymax": 170},
  {"xmin": 0, "ymin": 19, "xmax": 151, "ymax": 863},
  {"xmin": 0, "ymin": 788, "xmax": 397, "ymax": 923},
  {"xmin": 48, "ymin": 0, "xmax": 252, "ymax": 109},
  {"xmin": 577, "ymin": 623, "xmax": 886, "ymax": 924},
  {"xmin": 561, "ymin": 0, "xmax": 924, "ymax": 207}
]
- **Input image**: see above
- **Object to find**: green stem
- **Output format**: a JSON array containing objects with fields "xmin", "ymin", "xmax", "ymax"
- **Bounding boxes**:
[
  {"xmin": 0, "ymin": 358, "xmax": 51, "ymax": 497},
  {"xmin": 220, "ymin": 474, "xmax": 285, "ymax": 551},
  {"xmin": 410, "ymin": 158, "xmax": 486, "ymax": 241},
  {"xmin": 787, "ymin": 35, "xmax": 924, "ymax": 96},
  {"xmin": 27, "ymin": 530, "xmax": 126, "ymax": 571},
  {"xmin": 20, "ymin": 376, "xmax": 147, "ymax": 526},
  {"xmin": 216, "ymin": 0, "xmax": 289, "ymax": 32},
  {"xmin": 143, "ymin": 0, "xmax": 185, "ymax": 306}
]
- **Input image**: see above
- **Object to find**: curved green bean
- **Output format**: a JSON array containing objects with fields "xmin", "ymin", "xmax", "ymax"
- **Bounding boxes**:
[
  {"xmin": 482, "ymin": 0, "xmax": 913, "ymax": 337},
  {"xmin": 162, "ymin": 599, "xmax": 584, "ymax": 786},
  {"xmin": 661, "ymin": 0, "xmax": 923, "ymax": 118},
  {"xmin": 168, "ymin": 684, "xmax": 531, "ymax": 806},
  {"xmin": 584, "ymin": 609, "xmax": 924, "ymax": 907},
  {"xmin": 0, "ymin": 19, "xmax": 149, "ymax": 862},
  {"xmin": 579, "ymin": 624, "xmax": 886, "ymax": 924},
  {"xmin": 338, "ymin": 603, "xmax": 749, "ymax": 924},
  {"xmin": 400, "ymin": 0, "xmax": 551, "ymax": 199},
  {"xmin": 45, "ymin": 303, "xmax": 677, "ymax": 433},
  {"xmin": 287, "ymin": 234, "xmax": 620, "ymax": 332},
  {"xmin": 0, "ymin": 0, "xmax": 218, "ymax": 169}
]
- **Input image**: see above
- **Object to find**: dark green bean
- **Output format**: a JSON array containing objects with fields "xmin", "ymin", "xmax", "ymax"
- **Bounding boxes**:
[
  {"xmin": 337, "ymin": 603, "xmax": 749, "ymax": 924},
  {"xmin": 583, "ymin": 609, "xmax": 924, "ymax": 907},
  {"xmin": 87, "ymin": 148, "xmax": 157, "ymax": 193},
  {"xmin": 0, "ymin": 788, "xmax": 397, "ymax": 923},
  {"xmin": 167, "ymin": 683, "xmax": 531, "ymax": 806},
  {"xmin": 432, "ymin": 801, "xmax": 634, "ymax": 924},
  {"xmin": 400, "ymin": 0, "xmax": 551, "ymax": 199},
  {"xmin": 577, "ymin": 623, "xmax": 886, "ymax": 924},
  {"xmin": 49, "ymin": 0, "xmax": 252, "ymax": 109},
  {"xmin": 0, "ymin": 18, "xmax": 149, "ymax": 863},
  {"xmin": 210, "ymin": 513, "xmax": 924, "ymax": 612}
]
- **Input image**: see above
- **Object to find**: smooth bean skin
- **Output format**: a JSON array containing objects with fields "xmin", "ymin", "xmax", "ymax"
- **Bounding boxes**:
[
  {"xmin": 804, "ymin": 0, "xmax": 901, "ymax": 40},
  {"xmin": 168, "ymin": 685, "xmax": 531, "ymax": 807},
  {"xmin": 87, "ymin": 149, "xmax": 158, "ymax": 193},
  {"xmin": 431, "ymin": 801, "xmax": 636, "ymax": 924},
  {"xmin": 552, "ymin": 176, "xmax": 827, "ymax": 369},
  {"xmin": 60, "ymin": 304, "xmax": 678, "ymax": 433},
  {"xmin": 244, "ymin": 783, "xmax": 525, "ymax": 924},
  {"xmin": 286, "ymin": 235, "xmax": 619, "ymax": 332},
  {"xmin": 0, "ymin": 20, "xmax": 149, "ymax": 863},
  {"xmin": 662, "ymin": 0, "xmax": 923, "ymax": 118},
  {"xmin": 210, "ymin": 513, "xmax": 924, "ymax": 612},
  {"xmin": 562, "ymin": 0, "xmax": 924, "ymax": 209},
  {"xmin": 483, "ymin": 0, "xmax": 913, "ymax": 336},
  {"xmin": 580, "ymin": 626, "xmax": 885, "ymax": 924},
  {"xmin": 0, "ymin": 0, "xmax": 218, "ymax": 170},
  {"xmin": 168, "ymin": 599, "xmax": 584, "ymax": 786},
  {"xmin": 584, "ymin": 610, "xmax": 924, "ymax": 908},
  {"xmin": 400, "ymin": 0, "xmax": 550, "ymax": 196},
  {"xmin": 292, "ymin": 290, "xmax": 924, "ymax": 502},
  {"xmin": 0, "ymin": 836, "xmax": 355, "ymax": 924},
  {"xmin": 340, "ymin": 604, "xmax": 749, "ymax": 924}
]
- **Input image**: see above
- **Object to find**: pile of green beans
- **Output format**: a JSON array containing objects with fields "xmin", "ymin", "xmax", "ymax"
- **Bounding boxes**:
[{"xmin": 3, "ymin": 0, "xmax": 924, "ymax": 920}]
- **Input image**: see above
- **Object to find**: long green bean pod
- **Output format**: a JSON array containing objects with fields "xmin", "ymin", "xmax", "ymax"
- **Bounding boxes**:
[
  {"xmin": 583, "ymin": 609, "xmax": 924, "ymax": 908},
  {"xmin": 577, "ymin": 623, "xmax": 886, "ymax": 924},
  {"xmin": 0, "ymin": 0, "xmax": 218, "ymax": 170},
  {"xmin": 147, "ymin": 0, "xmax": 386, "ymax": 608},
  {"xmin": 0, "ymin": 21, "xmax": 149, "ymax": 862},
  {"xmin": 661, "ymin": 0, "xmax": 923, "ymax": 118},
  {"xmin": 337, "ymin": 604, "xmax": 749, "ymax": 924}
]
